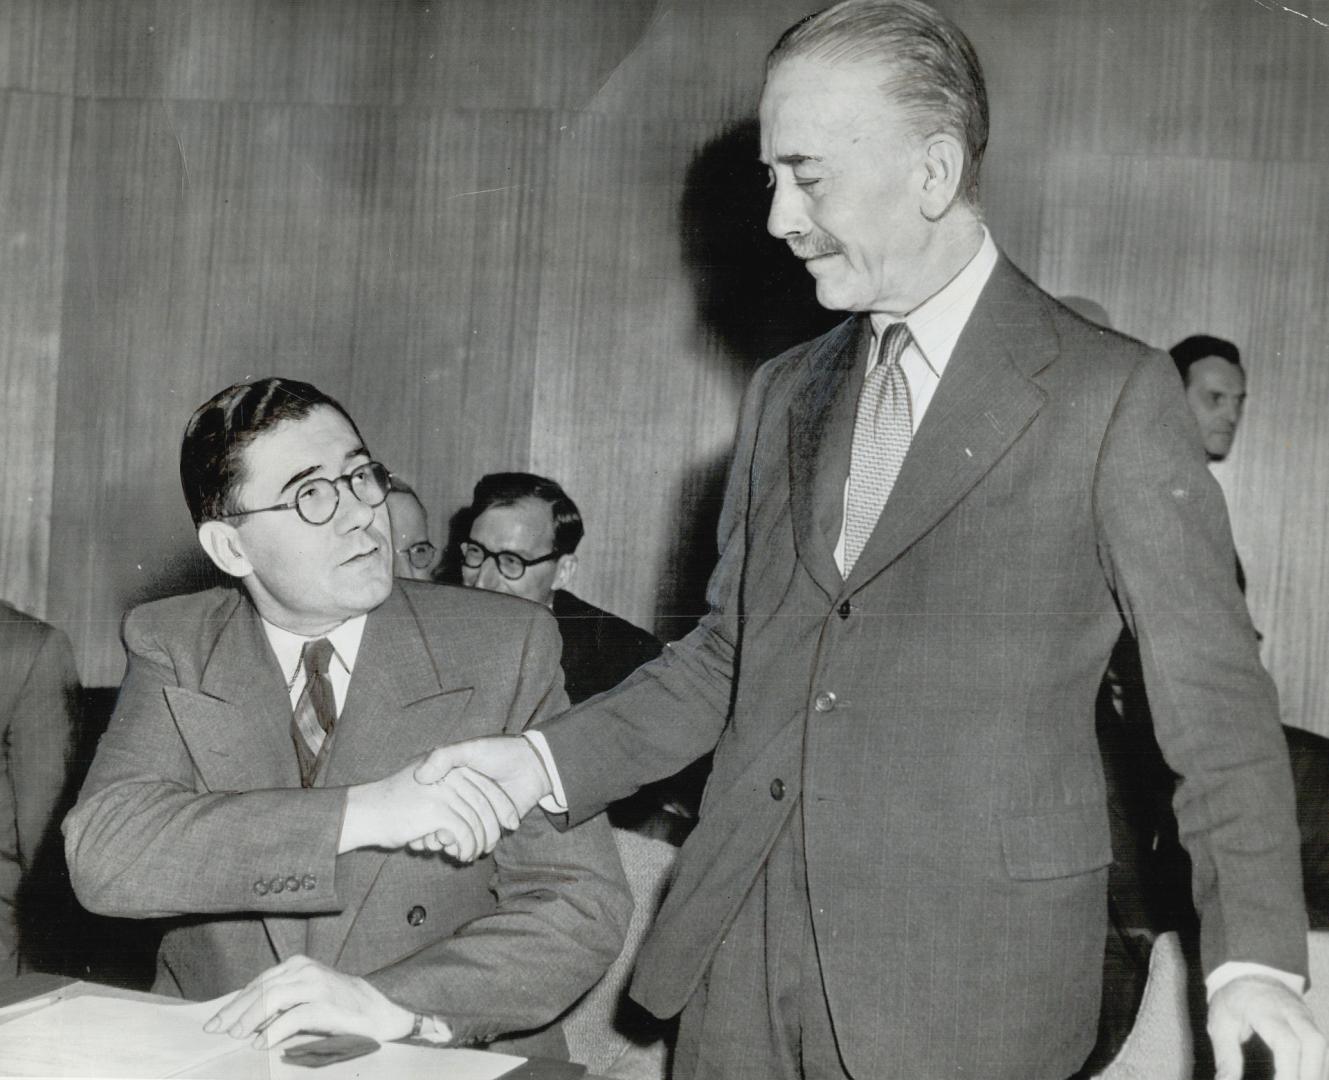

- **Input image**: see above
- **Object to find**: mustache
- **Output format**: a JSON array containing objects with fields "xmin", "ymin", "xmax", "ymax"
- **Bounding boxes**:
[{"xmin": 787, "ymin": 235, "xmax": 842, "ymax": 260}]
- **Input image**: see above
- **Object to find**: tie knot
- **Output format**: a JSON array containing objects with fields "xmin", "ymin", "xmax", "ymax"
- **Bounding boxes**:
[
  {"xmin": 877, "ymin": 321, "xmax": 911, "ymax": 370},
  {"xmin": 301, "ymin": 637, "xmax": 335, "ymax": 679}
]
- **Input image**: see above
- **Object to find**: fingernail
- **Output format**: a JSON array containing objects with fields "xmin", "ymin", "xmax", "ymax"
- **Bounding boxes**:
[{"xmin": 203, "ymin": 1018, "xmax": 219, "ymax": 1032}]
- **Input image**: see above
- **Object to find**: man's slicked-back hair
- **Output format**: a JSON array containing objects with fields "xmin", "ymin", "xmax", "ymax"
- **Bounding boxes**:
[
  {"xmin": 469, "ymin": 472, "xmax": 585, "ymax": 555},
  {"xmin": 768, "ymin": 0, "xmax": 989, "ymax": 206},
  {"xmin": 180, "ymin": 377, "xmax": 362, "ymax": 527},
  {"xmin": 1170, "ymin": 334, "xmax": 1243, "ymax": 386}
]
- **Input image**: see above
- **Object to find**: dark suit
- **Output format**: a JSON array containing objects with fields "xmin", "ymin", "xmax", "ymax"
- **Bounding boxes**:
[
  {"xmin": 551, "ymin": 590, "xmax": 662, "ymax": 707},
  {"xmin": 0, "ymin": 603, "xmax": 78, "ymax": 977},
  {"xmin": 537, "ymin": 257, "xmax": 1305, "ymax": 1079},
  {"xmin": 64, "ymin": 581, "xmax": 630, "ymax": 1055}
]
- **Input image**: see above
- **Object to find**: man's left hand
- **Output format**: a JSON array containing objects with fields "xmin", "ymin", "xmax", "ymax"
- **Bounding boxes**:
[
  {"xmin": 1209, "ymin": 974, "xmax": 1328, "ymax": 1080},
  {"xmin": 204, "ymin": 955, "xmax": 416, "ymax": 1049}
]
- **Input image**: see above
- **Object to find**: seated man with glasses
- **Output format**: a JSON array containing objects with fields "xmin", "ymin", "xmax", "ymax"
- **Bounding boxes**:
[
  {"xmin": 459, "ymin": 473, "xmax": 704, "ymax": 824},
  {"xmin": 386, "ymin": 477, "xmax": 441, "ymax": 581},
  {"xmin": 64, "ymin": 379, "xmax": 629, "ymax": 1057}
]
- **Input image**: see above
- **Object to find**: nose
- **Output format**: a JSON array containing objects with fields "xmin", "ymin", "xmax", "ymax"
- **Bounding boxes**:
[
  {"xmin": 474, "ymin": 558, "xmax": 505, "ymax": 592},
  {"xmin": 766, "ymin": 175, "xmax": 808, "ymax": 240},
  {"xmin": 334, "ymin": 479, "xmax": 376, "ymax": 531},
  {"xmin": 1220, "ymin": 399, "xmax": 1242, "ymax": 425}
]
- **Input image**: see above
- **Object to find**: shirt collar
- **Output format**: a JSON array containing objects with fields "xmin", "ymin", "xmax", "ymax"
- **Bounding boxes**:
[
  {"xmin": 868, "ymin": 226, "xmax": 999, "ymax": 377},
  {"xmin": 261, "ymin": 612, "xmax": 367, "ymax": 684}
]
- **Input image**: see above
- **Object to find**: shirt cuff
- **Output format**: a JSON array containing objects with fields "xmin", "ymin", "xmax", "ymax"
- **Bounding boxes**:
[
  {"xmin": 1206, "ymin": 960, "xmax": 1306, "ymax": 1000},
  {"xmin": 521, "ymin": 731, "xmax": 568, "ymax": 813}
]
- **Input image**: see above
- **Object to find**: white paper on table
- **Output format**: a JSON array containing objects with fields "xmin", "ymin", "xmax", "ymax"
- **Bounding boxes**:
[
  {"xmin": 0, "ymin": 993, "xmax": 528, "ymax": 1080},
  {"xmin": 0, "ymin": 995, "xmax": 234, "ymax": 1078}
]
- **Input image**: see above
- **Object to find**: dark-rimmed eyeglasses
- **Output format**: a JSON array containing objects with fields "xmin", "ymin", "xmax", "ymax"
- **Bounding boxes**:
[
  {"xmin": 459, "ymin": 539, "xmax": 560, "ymax": 581},
  {"xmin": 220, "ymin": 461, "xmax": 391, "ymax": 527},
  {"xmin": 397, "ymin": 540, "xmax": 439, "ymax": 570}
]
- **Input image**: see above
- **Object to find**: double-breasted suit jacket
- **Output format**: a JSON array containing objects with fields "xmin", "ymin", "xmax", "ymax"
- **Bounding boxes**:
[
  {"xmin": 540, "ymin": 257, "xmax": 1305, "ymax": 1079},
  {"xmin": 64, "ymin": 581, "xmax": 630, "ymax": 1055}
]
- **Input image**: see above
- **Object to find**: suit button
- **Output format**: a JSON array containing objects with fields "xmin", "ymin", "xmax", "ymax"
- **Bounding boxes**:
[
  {"xmin": 270, "ymin": 877, "xmax": 285, "ymax": 893},
  {"xmin": 302, "ymin": 874, "xmax": 317, "ymax": 891},
  {"xmin": 813, "ymin": 691, "xmax": 837, "ymax": 713},
  {"xmin": 285, "ymin": 876, "xmax": 301, "ymax": 893},
  {"xmin": 253, "ymin": 880, "xmax": 269, "ymax": 896},
  {"xmin": 407, "ymin": 905, "xmax": 427, "ymax": 927},
  {"xmin": 770, "ymin": 778, "xmax": 785, "ymax": 801},
  {"xmin": 838, "ymin": 600, "xmax": 851, "ymax": 620}
]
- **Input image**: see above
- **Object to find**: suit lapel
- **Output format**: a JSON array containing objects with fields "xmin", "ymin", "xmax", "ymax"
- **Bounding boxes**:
[
  {"xmin": 842, "ymin": 258, "xmax": 1054, "ymax": 592},
  {"xmin": 309, "ymin": 588, "xmax": 475, "ymax": 965},
  {"xmin": 183, "ymin": 595, "xmax": 308, "ymax": 963},
  {"xmin": 788, "ymin": 317, "xmax": 870, "ymax": 601}
]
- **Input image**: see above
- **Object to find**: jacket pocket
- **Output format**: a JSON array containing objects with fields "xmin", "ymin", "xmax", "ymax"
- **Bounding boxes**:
[{"xmin": 1001, "ymin": 804, "xmax": 1112, "ymax": 880}]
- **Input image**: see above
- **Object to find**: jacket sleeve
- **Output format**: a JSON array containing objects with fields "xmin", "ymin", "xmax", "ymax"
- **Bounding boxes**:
[
  {"xmin": 62, "ymin": 610, "xmax": 345, "ymax": 919},
  {"xmin": 365, "ymin": 610, "xmax": 632, "ymax": 1043},
  {"xmin": 10, "ymin": 623, "xmax": 78, "ymax": 875},
  {"xmin": 538, "ymin": 361, "xmax": 780, "ymax": 825},
  {"xmin": 1093, "ymin": 350, "xmax": 1306, "ymax": 978}
]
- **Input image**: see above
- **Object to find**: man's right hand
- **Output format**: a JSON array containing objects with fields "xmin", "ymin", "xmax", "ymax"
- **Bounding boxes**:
[
  {"xmin": 407, "ymin": 737, "xmax": 554, "ymax": 859},
  {"xmin": 339, "ymin": 760, "xmax": 520, "ymax": 862}
]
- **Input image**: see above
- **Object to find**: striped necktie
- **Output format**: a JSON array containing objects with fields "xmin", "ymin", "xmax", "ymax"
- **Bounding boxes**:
[
  {"xmin": 843, "ymin": 322, "xmax": 913, "ymax": 575},
  {"xmin": 292, "ymin": 637, "xmax": 336, "ymax": 788}
]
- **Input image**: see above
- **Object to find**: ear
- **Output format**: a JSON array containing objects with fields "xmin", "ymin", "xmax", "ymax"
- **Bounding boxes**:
[
  {"xmin": 552, "ymin": 553, "xmax": 578, "ymax": 593},
  {"xmin": 197, "ymin": 520, "xmax": 253, "ymax": 579},
  {"xmin": 918, "ymin": 131, "xmax": 966, "ymax": 220}
]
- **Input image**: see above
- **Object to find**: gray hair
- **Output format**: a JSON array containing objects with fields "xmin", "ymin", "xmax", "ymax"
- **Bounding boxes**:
[{"xmin": 768, "ymin": 0, "xmax": 988, "ymax": 206}]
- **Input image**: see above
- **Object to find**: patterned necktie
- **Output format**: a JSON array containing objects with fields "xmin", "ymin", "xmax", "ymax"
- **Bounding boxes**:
[
  {"xmin": 292, "ymin": 637, "xmax": 336, "ymax": 788},
  {"xmin": 843, "ymin": 322, "xmax": 914, "ymax": 575}
]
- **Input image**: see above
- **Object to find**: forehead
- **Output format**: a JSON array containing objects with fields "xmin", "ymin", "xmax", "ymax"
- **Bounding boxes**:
[
  {"xmin": 471, "ymin": 498, "xmax": 555, "ymax": 552},
  {"xmin": 1188, "ymin": 356, "xmax": 1246, "ymax": 393},
  {"xmin": 759, "ymin": 57, "xmax": 907, "ymax": 160},
  {"xmin": 239, "ymin": 406, "xmax": 365, "ymax": 494}
]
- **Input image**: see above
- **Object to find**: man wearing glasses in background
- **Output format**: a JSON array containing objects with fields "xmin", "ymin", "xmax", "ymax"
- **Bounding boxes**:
[
  {"xmin": 386, "ymin": 477, "xmax": 441, "ymax": 582},
  {"xmin": 459, "ymin": 473, "xmax": 663, "ymax": 712},
  {"xmin": 63, "ymin": 378, "xmax": 629, "ymax": 1057}
]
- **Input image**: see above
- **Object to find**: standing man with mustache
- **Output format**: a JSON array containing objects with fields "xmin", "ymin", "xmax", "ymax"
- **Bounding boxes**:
[
  {"xmin": 415, "ymin": 3, "xmax": 1323, "ymax": 1078},
  {"xmin": 64, "ymin": 377, "xmax": 629, "ymax": 1058}
]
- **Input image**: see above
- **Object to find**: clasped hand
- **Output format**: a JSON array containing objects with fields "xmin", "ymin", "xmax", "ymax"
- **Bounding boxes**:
[{"xmin": 339, "ymin": 736, "xmax": 550, "ymax": 862}]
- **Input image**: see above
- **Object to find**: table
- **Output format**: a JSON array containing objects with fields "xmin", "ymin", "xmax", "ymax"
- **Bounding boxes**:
[{"xmin": 0, "ymin": 974, "xmax": 602, "ymax": 1079}]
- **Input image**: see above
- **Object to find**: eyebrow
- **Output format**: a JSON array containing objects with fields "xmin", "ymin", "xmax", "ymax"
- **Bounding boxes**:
[
  {"xmin": 277, "ymin": 445, "xmax": 370, "ymax": 495},
  {"xmin": 767, "ymin": 153, "xmax": 823, "ymax": 167}
]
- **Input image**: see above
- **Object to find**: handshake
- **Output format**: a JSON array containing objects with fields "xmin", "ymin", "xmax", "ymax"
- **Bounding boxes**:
[{"xmin": 338, "ymin": 736, "xmax": 555, "ymax": 862}]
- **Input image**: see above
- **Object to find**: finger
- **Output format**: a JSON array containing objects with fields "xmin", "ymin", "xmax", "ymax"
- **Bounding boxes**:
[
  {"xmin": 1288, "ymin": 1015, "xmax": 1328, "ymax": 1080},
  {"xmin": 225, "ymin": 982, "xmax": 305, "ymax": 1039},
  {"xmin": 414, "ymin": 745, "xmax": 460, "ymax": 785},
  {"xmin": 1210, "ymin": 1010, "xmax": 1246, "ymax": 1080},
  {"xmin": 1260, "ymin": 1018, "xmax": 1299, "ymax": 1080},
  {"xmin": 436, "ymin": 783, "xmax": 486, "ymax": 862},
  {"xmin": 450, "ymin": 767, "xmax": 509, "ymax": 849},
  {"xmin": 456, "ymin": 765, "xmax": 520, "ymax": 832},
  {"xmin": 254, "ymin": 1003, "xmax": 319, "ymax": 1050},
  {"xmin": 422, "ymin": 829, "xmax": 450, "ymax": 852}
]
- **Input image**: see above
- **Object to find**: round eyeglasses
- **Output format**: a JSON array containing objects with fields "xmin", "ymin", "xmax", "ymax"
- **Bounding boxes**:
[
  {"xmin": 397, "ymin": 540, "xmax": 440, "ymax": 570},
  {"xmin": 459, "ymin": 539, "xmax": 560, "ymax": 581},
  {"xmin": 221, "ymin": 461, "xmax": 392, "ymax": 527}
]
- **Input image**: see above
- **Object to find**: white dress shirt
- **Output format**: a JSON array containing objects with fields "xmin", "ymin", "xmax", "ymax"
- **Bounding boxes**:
[{"xmin": 261, "ymin": 614, "xmax": 367, "ymax": 718}]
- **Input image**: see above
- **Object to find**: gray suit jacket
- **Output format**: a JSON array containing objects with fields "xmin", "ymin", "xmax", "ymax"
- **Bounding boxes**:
[
  {"xmin": 540, "ymin": 257, "xmax": 1305, "ymax": 1079},
  {"xmin": 0, "ymin": 603, "xmax": 78, "ymax": 977},
  {"xmin": 64, "ymin": 581, "xmax": 630, "ymax": 1054}
]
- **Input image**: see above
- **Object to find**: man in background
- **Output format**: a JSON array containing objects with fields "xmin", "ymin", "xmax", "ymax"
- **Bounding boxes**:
[
  {"xmin": 460, "ymin": 473, "xmax": 662, "ymax": 707},
  {"xmin": 0, "ymin": 601, "xmax": 77, "ymax": 978},
  {"xmin": 1173, "ymin": 334, "xmax": 1247, "ymax": 463},
  {"xmin": 386, "ymin": 478, "xmax": 441, "ymax": 582},
  {"xmin": 64, "ymin": 378, "xmax": 629, "ymax": 1055}
]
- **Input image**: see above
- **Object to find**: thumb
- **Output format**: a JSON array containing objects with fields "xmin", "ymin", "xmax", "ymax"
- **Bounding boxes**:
[
  {"xmin": 1209, "ymin": 1008, "xmax": 1246, "ymax": 1080},
  {"xmin": 414, "ymin": 745, "xmax": 461, "ymax": 785}
]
